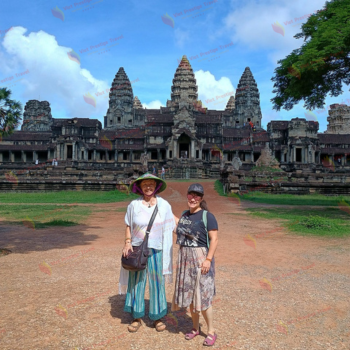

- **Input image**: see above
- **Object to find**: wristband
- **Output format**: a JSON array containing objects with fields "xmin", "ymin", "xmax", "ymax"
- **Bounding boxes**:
[
  {"xmin": 125, "ymin": 238, "xmax": 131, "ymax": 243},
  {"xmin": 206, "ymin": 258, "xmax": 212, "ymax": 262}
]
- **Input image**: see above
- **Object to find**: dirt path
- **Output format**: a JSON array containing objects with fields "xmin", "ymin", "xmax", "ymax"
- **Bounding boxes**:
[{"xmin": 0, "ymin": 181, "xmax": 349, "ymax": 349}]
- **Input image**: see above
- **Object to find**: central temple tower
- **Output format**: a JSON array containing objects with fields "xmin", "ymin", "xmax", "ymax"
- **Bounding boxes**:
[{"xmin": 233, "ymin": 67, "xmax": 262, "ymax": 128}]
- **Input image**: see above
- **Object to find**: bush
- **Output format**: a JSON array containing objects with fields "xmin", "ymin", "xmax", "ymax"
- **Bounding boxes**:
[{"xmin": 296, "ymin": 215, "xmax": 341, "ymax": 231}]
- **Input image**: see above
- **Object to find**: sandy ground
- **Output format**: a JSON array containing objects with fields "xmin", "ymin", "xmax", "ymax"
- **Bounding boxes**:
[{"xmin": 0, "ymin": 181, "xmax": 349, "ymax": 350}]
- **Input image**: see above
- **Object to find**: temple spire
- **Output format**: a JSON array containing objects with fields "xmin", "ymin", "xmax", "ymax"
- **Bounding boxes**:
[
  {"xmin": 233, "ymin": 67, "xmax": 262, "ymax": 128},
  {"xmin": 133, "ymin": 96, "xmax": 143, "ymax": 109},
  {"xmin": 166, "ymin": 55, "xmax": 198, "ymax": 111}
]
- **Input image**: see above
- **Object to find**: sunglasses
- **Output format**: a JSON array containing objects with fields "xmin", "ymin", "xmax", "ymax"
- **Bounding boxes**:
[{"xmin": 187, "ymin": 193, "xmax": 202, "ymax": 201}]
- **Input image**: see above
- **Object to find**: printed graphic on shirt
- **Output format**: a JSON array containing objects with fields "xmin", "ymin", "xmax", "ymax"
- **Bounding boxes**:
[{"xmin": 176, "ymin": 210, "xmax": 218, "ymax": 248}]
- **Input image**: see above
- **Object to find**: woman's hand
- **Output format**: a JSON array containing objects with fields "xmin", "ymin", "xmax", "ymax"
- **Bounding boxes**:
[
  {"xmin": 122, "ymin": 242, "xmax": 133, "ymax": 257},
  {"xmin": 200, "ymin": 259, "xmax": 211, "ymax": 275}
]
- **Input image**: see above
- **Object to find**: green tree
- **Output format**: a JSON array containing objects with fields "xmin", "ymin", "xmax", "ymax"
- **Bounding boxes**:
[
  {"xmin": 0, "ymin": 88, "xmax": 22, "ymax": 137},
  {"xmin": 271, "ymin": 0, "xmax": 350, "ymax": 111}
]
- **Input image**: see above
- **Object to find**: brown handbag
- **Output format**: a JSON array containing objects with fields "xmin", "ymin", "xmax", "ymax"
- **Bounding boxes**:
[{"xmin": 121, "ymin": 205, "xmax": 158, "ymax": 271}]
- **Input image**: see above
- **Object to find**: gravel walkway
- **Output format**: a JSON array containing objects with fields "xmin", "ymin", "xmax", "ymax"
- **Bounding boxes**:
[{"xmin": 0, "ymin": 181, "xmax": 349, "ymax": 349}]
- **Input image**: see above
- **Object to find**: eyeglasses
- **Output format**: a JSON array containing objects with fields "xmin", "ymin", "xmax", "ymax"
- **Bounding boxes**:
[
  {"xmin": 141, "ymin": 183, "xmax": 156, "ymax": 188},
  {"xmin": 187, "ymin": 194, "xmax": 202, "ymax": 201}
]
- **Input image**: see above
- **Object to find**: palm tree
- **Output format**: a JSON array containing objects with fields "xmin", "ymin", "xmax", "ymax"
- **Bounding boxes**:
[{"xmin": 0, "ymin": 88, "xmax": 22, "ymax": 137}]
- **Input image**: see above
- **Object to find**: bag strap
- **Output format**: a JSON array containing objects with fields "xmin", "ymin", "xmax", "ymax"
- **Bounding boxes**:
[
  {"xmin": 145, "ymin": 205, "xmax": 158, "ymax": 239},
  {"xmin": 202, "ymin": 210, "xmax": 210, "ymax": 249}
]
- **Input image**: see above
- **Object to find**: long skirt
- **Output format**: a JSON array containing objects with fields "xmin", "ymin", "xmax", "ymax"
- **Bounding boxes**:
[
  {"xmin": 172, "ymin": 246, "xmax": 215, "ymax": 312},
  {"xmin": 124, "ymin": 249, "xmax": 167, "ymax": 320}
]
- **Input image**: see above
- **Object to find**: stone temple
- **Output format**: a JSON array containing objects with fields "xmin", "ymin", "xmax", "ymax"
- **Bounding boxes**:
[{"xmin": 1, "ymin": 55, "xmax": 350, "ymax": 178}]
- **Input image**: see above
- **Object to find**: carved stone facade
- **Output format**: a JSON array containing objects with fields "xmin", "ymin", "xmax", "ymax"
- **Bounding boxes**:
[
  {"xmin": 22, "ymin": 100, "xmax": 53, "ymax": 132},
  {"xmin": 325, "ymin": 104, "xmax": 350, "ymax": 134},
  {"xmin": 1, "ymin": 59, "xmax": 350, "ymax": 174}
]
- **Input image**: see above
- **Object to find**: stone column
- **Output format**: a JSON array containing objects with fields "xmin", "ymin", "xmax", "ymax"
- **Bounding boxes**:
[
  {"xmin": 342, "ymin": 154, "xmax": 345, "ymax": 165},
  {"xmin": 199, "ymin": 148, "xmax": 202, "ymax": 160},
  {"xmin": 157, "ymin": 148, "xmax": 160, "ymax": 161},
  {"xmin": 72, "ymin": 142, "xmax": 76, "ymax": 160},
  {"xmin": 21, "ymin": 151, "xmax": 25, "ymax": 162},
  {"xmin": 293, "ymin": 146, "xmax": 296, "ymax": 162},
  {"xmin": 56, "ymin": 144, "xmax": 60, "ymax": 161},
  {"xmin": 174, "ymin": 139, "xmax": 178, "ymax": 158},
  {"xmin": 191, "ymin": 140, "xmax": 195, "ymax": 158},
  {"xmin": 93, "ymin": 150, "xmax": 96, "ymax": 161},
  {"xmin": 251, "ymin": 151, "xmax": 254, "ymax": 163},
  {"xmin": 47, "ymin": 150, "xmax": 50, "ymax": 161},
  {"xmin": 33, "ymin": 151, "xmax": 37, "ymax": 162},
  {"xmin": 129, "ymin": 150, "xmax": 133, "ymax": 162},
  {"xmin": 115, "ymin": 150, "xmax": 118, "ymax": 162}
]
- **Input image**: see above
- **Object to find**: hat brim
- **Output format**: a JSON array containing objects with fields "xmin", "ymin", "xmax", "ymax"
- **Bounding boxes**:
[{"xmin": 129, "ymin": 174, "xmax": 167, "ymax": 194}]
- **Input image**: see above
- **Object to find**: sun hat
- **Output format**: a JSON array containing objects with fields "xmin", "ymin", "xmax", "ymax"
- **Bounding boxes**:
[
  {"xmin": 129, "ymin": 173, "xmax": 167, "ymax": 195},
  {"xmin": 187, "ymin": 183, "xmax": 204, "ymax": 195}
]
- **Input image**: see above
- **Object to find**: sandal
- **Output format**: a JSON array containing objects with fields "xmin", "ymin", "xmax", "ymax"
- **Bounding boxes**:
[
  {"xmin": 185, "ymin": 326, "xmax": 201, "ymax": 340},
  {"xmin": 203, "ymin": 333, "xmax": 217, "ymax": 346},
  {"xmin": 127, "ymin": 319, "xmax": 142, "ymax": 333},
  {"xmin": 154, "ymin": 319, "xmax": 166, "ymax": 332}
]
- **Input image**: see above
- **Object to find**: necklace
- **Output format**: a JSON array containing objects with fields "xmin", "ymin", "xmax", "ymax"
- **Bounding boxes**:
[{"xmin": 148, "ymin": 203, "xmax": 151, "ymax": 208}]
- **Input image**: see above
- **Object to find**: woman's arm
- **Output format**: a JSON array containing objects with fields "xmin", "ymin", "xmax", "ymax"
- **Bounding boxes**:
[
  {"xmin": 201, "ymin": 229, "xmax": 218, "ymax": 274},
  {"xmin": 122, "ymin": 225, "xmax": 133, "ymax": 257},
  {"xmin": 173, "ymin": 214, "xmax": 179, "ymax": 234}
]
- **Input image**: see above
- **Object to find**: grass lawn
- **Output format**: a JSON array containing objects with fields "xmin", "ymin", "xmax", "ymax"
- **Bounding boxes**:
[
  {"xmin": 214, "ymin": 180, "xmax": 350, "ymax": 206},
  {"xmin": 0, "ymin": 190, "xmax": 135, "ymax": 229},
  {"xmin": 246, "ymin": 207, "xmax": 350, "ymax": 237},
  {"xmin": 215, "ymin": 180, "xmax": 350, "ymax": 237},
  {"xmin": 0, "ymin": 190, "xmax": 137, "ymax": 204}
]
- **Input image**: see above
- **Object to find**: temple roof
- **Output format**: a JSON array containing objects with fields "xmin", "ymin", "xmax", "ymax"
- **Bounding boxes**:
[
  {"xmin": 146, "ymin": 115, "xmax": 174, "ymax": 123},
  {"xmin": 115, "ymin": 128, "xmax": 145, "ymax": 138},
  {"xmin": 195, "ymin": 115, "xmax": 222, "ymax": 123},
  {"xmin": 52, "ymin": 118, "xmax": 101, "ymax": 128},
  {"xmin": 2, "ymin": 131, "xmax": 52, "ymax": 141},
  {"xmin": 223, "ymin": 128, "xmax": 250, "ymax": 137},
  {"xmin": 319, "ymin": 147, "xmax": 350, "ymax": 154},
  {"xmin": 268, "ymin": 121, "xmax": 289, "ymax": 130},
  {"xmin": 318, "ymin": 134, "xmax": 350, "ymax": 143}
]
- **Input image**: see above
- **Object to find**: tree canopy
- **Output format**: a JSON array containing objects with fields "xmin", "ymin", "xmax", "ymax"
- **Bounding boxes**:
[
  {"xmin": 271, "ymin": 0, "xmax": 350, "ymax": 111},
  {"xmin": 0, "ymin": 88, "xmax": 22, "ymax": 137}
]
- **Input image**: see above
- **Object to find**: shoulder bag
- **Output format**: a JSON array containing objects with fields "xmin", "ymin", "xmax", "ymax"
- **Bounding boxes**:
[{"xmin": 121, "ymin": 205, "xmax": 158, "ymax": 271}]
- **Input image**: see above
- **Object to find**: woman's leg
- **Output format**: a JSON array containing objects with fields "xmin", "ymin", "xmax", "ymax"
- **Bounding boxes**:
[
  {"xmin": 201, "ymin": 305, "xmax": 215, "ymax": 335},
  {"xmin": 189, "ymin": 303, "xmax": 200, "ymax": 330},
  {"xmin": 124, "ymin": 269, "xmax": 147, "ymax": 320},
  {"xmin": 148, "ymin": 249, "xmax": 167, "ymax": 323}
]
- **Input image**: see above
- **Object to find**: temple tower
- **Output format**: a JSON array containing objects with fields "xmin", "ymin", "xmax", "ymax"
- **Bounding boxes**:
[
  {"xmin": 21, "ymin": 100, "xmax": 53, "ymax": 131},
  {"xmin": 104, "ymin": 67, "xmax": 133, "ymax": 129},
  {"xmin": 325, "ymin": 104, "xmax": 350, "ymax": 134},
  {"xmin": 166, "ymin": 55, "xmax": 199, "ymax": 112},
  {"xmin": 225, "ymin": 95, "xmax": 235, "ymax": 111},
  {"xmin": 133, "ymin": 96, "xmax": 143, "ymax": 109},
  {"xmin": 233, "ymin": 67, "xmax": 262, "ymax": 128}
]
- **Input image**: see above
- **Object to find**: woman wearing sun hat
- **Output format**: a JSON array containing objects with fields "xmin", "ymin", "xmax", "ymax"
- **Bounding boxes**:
[
  {"xmin": 119, "ymin": 173, "xmax": 176, "ymax": 333},
  {"xmin": 172, "ymin": 183, "xmax": 219, "ymax": 346}
]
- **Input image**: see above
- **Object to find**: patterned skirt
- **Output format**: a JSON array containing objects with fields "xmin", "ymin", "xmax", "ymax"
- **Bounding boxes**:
[{"xmin": 172, "ymin": 246, "xmax": 215, "ymax": 312}]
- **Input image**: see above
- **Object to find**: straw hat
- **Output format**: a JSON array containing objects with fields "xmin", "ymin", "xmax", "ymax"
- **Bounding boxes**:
[{"xmin": 129, "ymin": 173, "xmax": 167, "ymax": 195}]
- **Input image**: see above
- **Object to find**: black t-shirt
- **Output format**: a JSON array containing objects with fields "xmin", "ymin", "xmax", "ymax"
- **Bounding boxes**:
[{"xmin": 176, "ymin": 209, "xmax": 218, "ymax": 247}]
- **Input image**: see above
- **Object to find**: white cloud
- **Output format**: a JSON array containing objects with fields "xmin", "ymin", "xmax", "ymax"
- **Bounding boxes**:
[
  {"xmin": 142, "ymin": 100, "xmax": 164, "ymax": 109},
  {"xmin": 194, "ymin": 70, "xmax": 235, "ymax": 110},
  {"xmin": 222, "ymin": 0, "xmax": 326, "ymax": 63},
  {"xmin": 0, "ymin": 27, "xmax": 109, "ymax": 119}
]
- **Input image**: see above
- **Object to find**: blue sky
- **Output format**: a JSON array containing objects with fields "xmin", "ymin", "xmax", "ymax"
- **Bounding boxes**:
[{"xmin": 0, "ymin": 0, "xmax": 348, "ymax": 132}]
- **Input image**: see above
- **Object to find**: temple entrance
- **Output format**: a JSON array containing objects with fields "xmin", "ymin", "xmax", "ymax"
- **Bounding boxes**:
[
  {"xmin": 178, "ymin": 134, "xmax": 190, "ymax": 158},
  {"xmin": 67, "ymin": 145, "xmax": 72, "ymax": 159}
]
